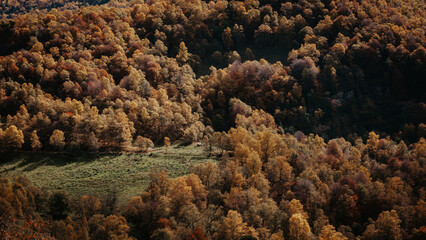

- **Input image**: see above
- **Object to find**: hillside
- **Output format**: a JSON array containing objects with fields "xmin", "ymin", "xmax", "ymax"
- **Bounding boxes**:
[
  {"xmin": 0, "ymin": 0, "xmax": 425, "ymax": 240},
  {"xmin": 0, "ymin": 145, "xmax": 217, "ymax": 205},
  {"xmin": 0, "ymin": 0, "xmax": 424, "ymax": 152}
]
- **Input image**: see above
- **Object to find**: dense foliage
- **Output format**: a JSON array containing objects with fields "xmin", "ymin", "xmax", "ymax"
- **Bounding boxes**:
[
  {"xmin": 1, "ymin": 117, "xmax": 426, "ymax": 239},
  {"xmin": 0, "ymin": 0, "xmax": 425, "ymax": 152},
  {"xmin": 0, "ymin": 0, "xmax": 425, "ymax": 239},
  {"xmin": 0, "ymin": 0, "xmax": 110, "ymax": 19}
]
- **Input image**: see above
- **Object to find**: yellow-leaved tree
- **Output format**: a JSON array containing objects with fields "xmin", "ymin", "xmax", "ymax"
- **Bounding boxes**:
[{"xmin": 50, "ymin": 130, "xmax": 65, "ymax": 150}]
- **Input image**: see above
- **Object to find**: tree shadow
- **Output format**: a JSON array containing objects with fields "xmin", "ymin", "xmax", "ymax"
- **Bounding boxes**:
[{"xmin": 1, "ymin": 152, "xmax": 110, "ymax": 172}]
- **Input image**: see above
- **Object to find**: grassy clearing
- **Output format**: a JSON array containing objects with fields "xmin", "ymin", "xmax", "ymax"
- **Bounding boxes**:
[{"xmin": 0, "ymin": 145, "xmax": 218, "ymax": 205}]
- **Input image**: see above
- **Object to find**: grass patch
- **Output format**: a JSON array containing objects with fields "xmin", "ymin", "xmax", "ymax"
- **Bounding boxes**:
[{"xmin": 0, "ymin": 145, "xmax": 218, "ymax": 205}]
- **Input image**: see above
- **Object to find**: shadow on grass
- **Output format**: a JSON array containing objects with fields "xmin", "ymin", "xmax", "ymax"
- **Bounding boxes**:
[
  {"xmin": 1, "ymin": 152, "xmax": 111, "ymax": 172},
  {"xmin": 1, "ymin": 150, "xmax": 216, "ymax": 174}
]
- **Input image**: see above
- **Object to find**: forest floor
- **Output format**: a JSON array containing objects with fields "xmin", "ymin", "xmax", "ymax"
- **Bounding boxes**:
[{"xmin": 0, "ymin": 145, "xmax": 218, "ymax": 205}]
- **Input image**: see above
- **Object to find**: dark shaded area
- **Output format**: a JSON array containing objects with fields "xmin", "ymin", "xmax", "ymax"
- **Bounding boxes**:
[
  {"xmin": 0, "ymin": 152, "xmax": 102, "ymax": 172},
  {"xmin": 0, "ymin": 0, "xmax": 111, "ymax": 19}
]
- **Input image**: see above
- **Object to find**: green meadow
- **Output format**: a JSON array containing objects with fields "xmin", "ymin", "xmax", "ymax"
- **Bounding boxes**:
[{"xmin": 0, "ymin": 145, "xmax": 218, "ymax": 205}]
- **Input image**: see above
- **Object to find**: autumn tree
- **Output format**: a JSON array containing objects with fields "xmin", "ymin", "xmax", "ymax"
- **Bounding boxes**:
[
  {"xmin": 362, "ymin": 210, "xmax": 402, "ymax": 240},
  {"xmin": 193, "ymin": 161, "xmax": 222, "ymax": 190},
  {"xmin": 87, "ymin": 132, "xmax": 99, "ymax": 151},
  {"xmin": 0, "ymin": 216, "xmax": 54, "ymax": 240},
  {"xmin": 217, "ymin": 210, "xmax": 257, "ymax": 240},
  {"xmin": 30, "ymin": 130, "xmax": 42, "ymax": 150},
  {"xmin": 165, "ymin": 176, "xmax": 195, "ymax": 216},
  {"xmin": 177, "ymin": 42, "xmax": 189, "ymax": 64},
  {"xmin": 202, "ymin": 134, "xmax": 214, "ymax": 157},
  {"xmin": 212, "ymin": 132, "xmax": 231, "ymax": 155},
  {"xmin": 0, "ymin": 125, "xmax": 24, "ymax": 151},
  {"xmin": 320, "ymin": 225, "xmax": 348, "ymax": 240},
  {"xmin": 79, "ymin": 195, "xmax": 101, "ymax": 218},
  {"xmin": 187, "ymin": 226, "xmax": 207, "ymax": 240},
  {"xmin": 50, "ymin": 130, "xmax": 66, "ymax": 151},
  {"xmin": 102, "ymin": 215, "xmax": 132, "ymax": 240},
  {"xmin": 289, "ymin": 213, "xmax": 312, "ymax": 240},
  {"xmin": 164, "ymin": 137, "xmax": 170, "ymax": 154},
  {"xmin": 134, "ymin": 136, "xmax": 154, "ymax": 153}
]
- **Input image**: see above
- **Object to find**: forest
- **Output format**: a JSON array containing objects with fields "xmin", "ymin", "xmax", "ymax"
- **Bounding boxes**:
[{"xmin": 0, "ymin": 0, "xmax": 425, "ymax": 239}]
